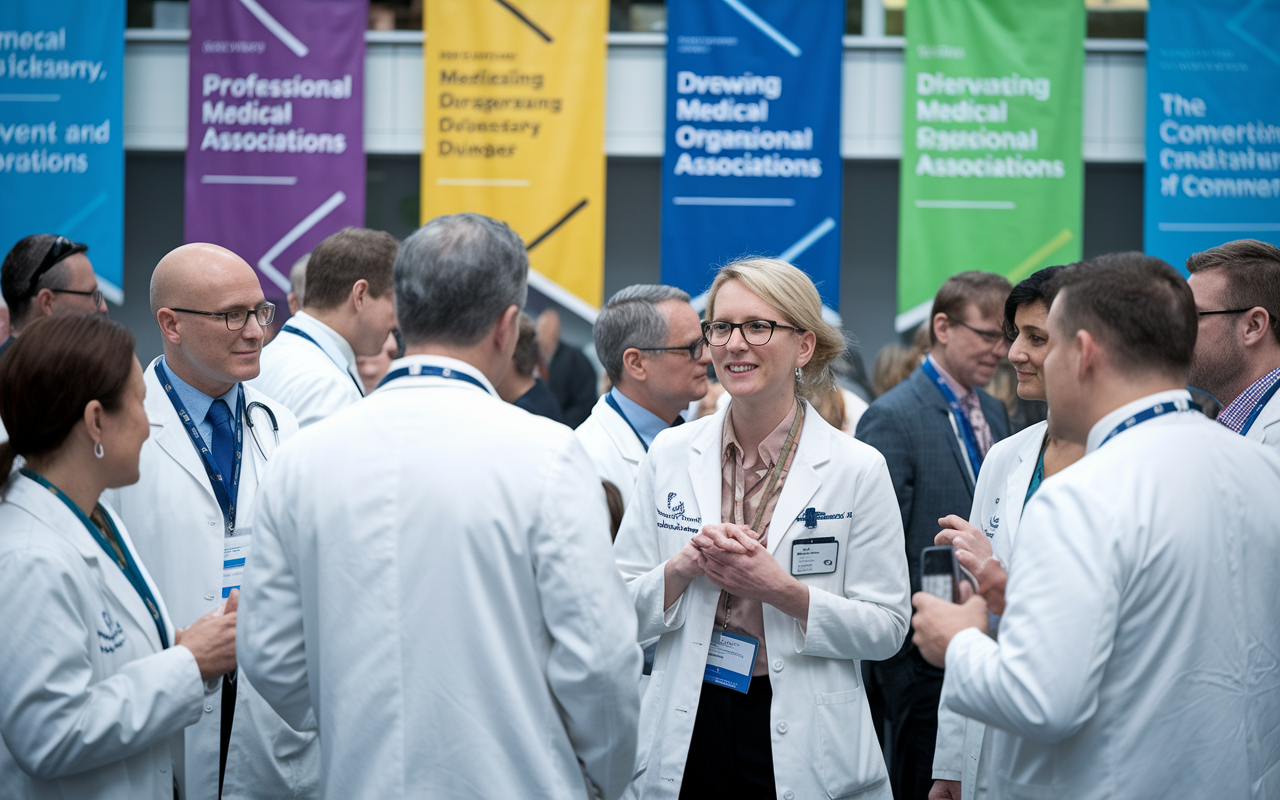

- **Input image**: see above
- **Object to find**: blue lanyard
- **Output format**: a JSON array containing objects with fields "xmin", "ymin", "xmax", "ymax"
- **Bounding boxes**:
[
  {"xmin": 154, "ymin": 362, "xmax": 244, "ymax": 535},
  {"xmin": 605, "ymin": 391, "xmax": 650, "ymax": 452},
  {"xmin": 376, "ymin": 363, "xmax": 491, "ymax": 394},
  {"xmin": 1239, "ymin": 378, "xmax": 1280, "ymax": 436},
  {"xmin": 21, "ymin": 469, "xmax": 170, "ymax": 649},
  {"xmin": 922, "ymin": 359, "xmax": 984, "ymax": 480},
  {"xmin": 282, "ymin": 324, "xmax": 365, "ymax": 396},
  {"xmin": 1099, "ymin": 397, "xmax": 1199, "ymax": 447}
]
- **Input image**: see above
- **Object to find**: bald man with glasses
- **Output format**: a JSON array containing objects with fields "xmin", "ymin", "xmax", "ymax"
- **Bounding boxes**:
[
  {"xmin": 104, "ymin": 244, "xmax": 318, "ymax": 800},
  {"xmin": 0, "ymin": 234, "xmax": 108, "ymax": 357}
]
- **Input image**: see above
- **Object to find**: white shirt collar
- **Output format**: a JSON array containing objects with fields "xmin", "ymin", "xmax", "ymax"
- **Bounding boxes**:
[
  {"xmin": 1086, "ymin": 389, "xmax": 1194, "ymax": 454},
  {"xmin": 290, "ymin": 311, "xmax": 358, "ymax": 373},
  {"xmin": 379, "ymin": 354, "xmax": 497, "ymax": 397}
]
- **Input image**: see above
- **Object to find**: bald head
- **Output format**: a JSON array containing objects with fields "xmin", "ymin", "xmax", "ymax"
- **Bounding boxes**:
[
  {"xmin": 152, "ymin": 243, "xmax": 271, "ymax": 397},
  {"xmin": 151, "ymin": 243, "xmax": 259, "ymax": 316}
]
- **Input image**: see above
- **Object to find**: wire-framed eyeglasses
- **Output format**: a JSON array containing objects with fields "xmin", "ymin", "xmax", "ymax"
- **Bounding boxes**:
[
  {"xmin": 633, "ymin": 338, "xmax": 706, "ymax": 361},
  {"xmin": 170, "ymin": 303, "xmax": 277, "ymax": 330},
  {"xmin": 702, "ymin": 319, "xmax": 801, "ymax": 347}
]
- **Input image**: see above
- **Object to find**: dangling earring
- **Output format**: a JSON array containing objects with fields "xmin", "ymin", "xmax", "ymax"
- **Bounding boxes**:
[
  {"xmin": 93, "ymin": 442, "xmax": 104, "ymax": 459},
  {"xmin": 795, "ymin": 366, "xmax": 803, "ymax": 381}
]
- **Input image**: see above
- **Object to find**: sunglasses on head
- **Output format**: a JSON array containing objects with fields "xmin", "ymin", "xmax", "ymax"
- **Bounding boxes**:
[{"xmin": 25, "ymin": 235, "xmax": 89, "ymax": 300}]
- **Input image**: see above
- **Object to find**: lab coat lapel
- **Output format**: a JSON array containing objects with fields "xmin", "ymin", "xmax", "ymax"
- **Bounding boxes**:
[
  {"xmin": 687, "ymin": 406, "xmax": 725, "ymax": 528},
  {"xmin": 144, "ymin": 360, "xmax": 220, "ymax": 505},
  {"xmin": 8, "ymin": 476, "xmax": 164, "ymax": 652},
  {"xmin": 602, "ymin": 396, "xmax": 647, "ymax": 467},
  {"xmin": 766, "ymin": 403, "xmax": 826, "ymax": 555},
  {"xmin": 1001, "ymin": 432, "xmax": 1042, "ymax": 536}
]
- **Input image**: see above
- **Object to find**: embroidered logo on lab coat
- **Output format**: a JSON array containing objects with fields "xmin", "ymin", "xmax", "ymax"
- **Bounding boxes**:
[
  {"xmin": 657, "ymin": 492, "xmax": 701, "ymax": 534},
  {"xmin": 97, "ymin": 610, "xmax": 126, "ymax": 653}
]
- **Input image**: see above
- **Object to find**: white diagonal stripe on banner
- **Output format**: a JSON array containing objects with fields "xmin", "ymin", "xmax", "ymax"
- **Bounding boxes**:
[
  {"xmin": 258, "ymin": 191, "xmax": 346, "ymax": 292},
  {"xmin": 721, "ymin": 0, "xmax": 801, "ymax": 57},
  {"xmin": 238, "ymin": 0, "xmax": 309, "ymax": 57},
  {"xmin": 779, "ymin": 217, "xmax": 837, "ymax": 263}
]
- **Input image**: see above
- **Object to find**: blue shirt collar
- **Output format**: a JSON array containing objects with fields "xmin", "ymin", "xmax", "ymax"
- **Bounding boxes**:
[
  {"xmin": 159, "ymin": 357, "xmax": 241, "ymax": 432},
  {"xmin": 609, "ymin": 387, "xmax": 679, "ymax": 448}
]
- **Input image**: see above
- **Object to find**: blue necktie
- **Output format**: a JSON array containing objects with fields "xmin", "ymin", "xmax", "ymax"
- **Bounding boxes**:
[{"xmin": 205, "ymin": 399, "xmax": 234, "ymax": 488}]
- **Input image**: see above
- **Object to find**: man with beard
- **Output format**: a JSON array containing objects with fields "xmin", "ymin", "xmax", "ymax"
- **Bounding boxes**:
[{"xmin": 1187, "ymin": 239, "xmax": 1280, "ymax": 452}]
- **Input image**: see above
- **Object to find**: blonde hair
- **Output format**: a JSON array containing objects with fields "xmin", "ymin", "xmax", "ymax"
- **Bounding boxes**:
[{"xmin": 705, "ymin": 257, "xmax": 846, "ymax": 402}]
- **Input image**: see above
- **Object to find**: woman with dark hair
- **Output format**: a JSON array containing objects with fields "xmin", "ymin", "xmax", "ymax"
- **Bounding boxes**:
[
  {"xmin": 0, "ymin": 315, "xmax": 238, "ymax": 799},
  {"xmin": 927, "ymin": 265, "xmax": 1086, "ymax": 800}
]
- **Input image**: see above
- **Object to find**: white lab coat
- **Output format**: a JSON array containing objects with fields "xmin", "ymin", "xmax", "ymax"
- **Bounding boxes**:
[
  {"xmin": 1243, "ymin": 383, "xmax": 1280, "ymax": 453},
  {"xmin": 103, "ymin": 358, "xmax": 317, "ymax": 800},
  {"xmin": 0, "ymin": 473, "xmax": 205, "ymax": 800},
  {"xmin": 248, "ymin": 312, "xmax": 363, "ymax": 428},
  {"xmin": 932, "ymin": 421, "xmax": 1046, "ymax": 800},
  {"xmin": 577, "ymin": 393, "xmax": 648, "ymax": 507},
  {"xmin": 614, "ymin": 401, "xmax": 910, "ymax": 800},
  {"xmin": 237, "ymin": 355, "xmax": 643, "ymax": 800},
  {"xmin": 942, "ymin": 391, "xmax": 1280, "ymax": 800}
]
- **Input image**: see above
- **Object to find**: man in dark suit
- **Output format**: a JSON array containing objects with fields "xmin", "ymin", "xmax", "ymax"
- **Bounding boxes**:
[
  {"xmin": 536, "ymin": 308, "xmax": 599, "ymax": 428},
  {"xmin": 856, "ymin": 271, "xmax": 1013, "ymax": 800}
]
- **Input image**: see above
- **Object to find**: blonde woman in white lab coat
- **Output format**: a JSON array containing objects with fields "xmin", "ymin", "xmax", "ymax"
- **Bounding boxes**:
[
  {"xmin": 0, "ymin": 315, "xmax": 237, "ymax": 800},
  {"xmin": 615, "ymin": 258, "xmax": 911, "ymax": 800}
]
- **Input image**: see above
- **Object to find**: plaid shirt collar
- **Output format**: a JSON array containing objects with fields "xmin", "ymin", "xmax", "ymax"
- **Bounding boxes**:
[{"xmin": 1217, "ymin": 366, "xmax": 1280, "ymax": 433}]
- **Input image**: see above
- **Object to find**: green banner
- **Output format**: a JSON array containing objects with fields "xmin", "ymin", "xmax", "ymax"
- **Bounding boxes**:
[{"xmin": 896, "ymin": 0, "xmax": 1084, "ymax": 331}]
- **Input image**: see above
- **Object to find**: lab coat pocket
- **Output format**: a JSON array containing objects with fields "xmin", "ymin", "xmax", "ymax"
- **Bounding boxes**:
[
  {"xmin": 816, "ymin": 688, "xmax": 887, "ymax": 799},
  {"xmin": 632, "ymin": 670, "xmax": 665, "ymax": 779}
]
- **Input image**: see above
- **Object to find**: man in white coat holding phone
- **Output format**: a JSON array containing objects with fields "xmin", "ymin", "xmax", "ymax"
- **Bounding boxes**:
[
  {"xmin": 105, "ymin": 244, "xmax": 315, "ymax": 800},
  {"xmin": 912, "ymin": 252, "xmax": 1280, "ymax": 800},
  {"xmin": 237, "ymin": 213, "xmax": 642, "ymax": 799}
]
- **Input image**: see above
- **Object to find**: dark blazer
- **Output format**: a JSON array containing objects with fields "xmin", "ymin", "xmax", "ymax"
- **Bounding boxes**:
[
  {"xmin": 546, "ymin": 342, "xmax": 597, "ymax": 429},
  {"xmin": 514, "ymin": 378, "xmax": 567, "ymax": 425},
  {"xmin": 855, "ymin": 365, "xmax": 1011, "ymax": 597}
]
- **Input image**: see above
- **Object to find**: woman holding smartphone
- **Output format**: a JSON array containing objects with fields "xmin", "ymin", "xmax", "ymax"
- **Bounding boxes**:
[{"xmin": 615, "ymin": 258, "xmax": 910, "ymax": 800}]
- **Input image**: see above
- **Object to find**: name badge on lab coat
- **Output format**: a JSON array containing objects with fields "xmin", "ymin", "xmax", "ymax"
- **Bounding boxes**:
[
  {"xmin": 222, "ymin": 533, "xmax": 251, "ymax": 598},
  {"xmin": 791, "ymin": 537, "xmax": 838, "ymax": 576},
  {"xmin": 704, "ymin": 630, "xmax": 759, "ymax": 694}
]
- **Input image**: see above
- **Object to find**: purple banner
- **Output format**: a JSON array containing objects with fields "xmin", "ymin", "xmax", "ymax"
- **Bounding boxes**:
[{"xmin": 185, "ymin": 0, "xmax": 367, "ymax": 305}]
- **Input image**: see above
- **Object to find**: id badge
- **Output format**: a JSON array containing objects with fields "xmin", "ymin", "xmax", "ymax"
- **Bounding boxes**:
[
  {"xmin": 791, "ymin": 536, "xmax": 838, "ymax": 576},
  {"xmin": 703, "ymin": 630, "xmax": 759, "ymax": 694},
  {"xmin": 222, "ymin": 533, "xmax": 252, "ymax": 598}
]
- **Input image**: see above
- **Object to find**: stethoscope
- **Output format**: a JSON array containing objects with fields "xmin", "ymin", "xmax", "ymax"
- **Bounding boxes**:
[{"xmin": 244, "ymin": 401, "xmax": 280, "ymax": 460}]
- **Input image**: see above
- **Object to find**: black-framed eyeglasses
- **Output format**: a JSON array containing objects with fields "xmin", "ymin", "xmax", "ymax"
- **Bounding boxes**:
[
  {"xmin": 1198, "ymin": 308, "xmax": 1255, "ymax": 317},
  {"xmin": 703, "ymin": 319, "xmax": 801, "ymax": 347},
  {"xmin": 948, "ymin": 316, "xmax": 1005, "ymax": 346},
  {"xmin": 170, "ymin": 303, "xmax": 276, "ymax": 330},
  {"xmin": 51, "ymin": 287, "xmax": 104, "ymax": 306},
  {"xmin": 633, "ymin": 337, "xmax": 706, "ymax": 361},
  {"xmin": 25, "ymin": 235, "xmax": 89, "ymax": 299}
]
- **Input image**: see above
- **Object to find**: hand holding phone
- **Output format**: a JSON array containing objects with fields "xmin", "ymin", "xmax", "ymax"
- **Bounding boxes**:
[{"xmin": 920, "ymin": 545, "xmax": 977, "ymax": 603}]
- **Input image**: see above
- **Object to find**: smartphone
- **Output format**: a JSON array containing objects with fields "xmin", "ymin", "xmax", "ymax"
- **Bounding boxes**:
[{"xmin": 920, "ymin": 545, "xmax": 976, "ymax": 603}]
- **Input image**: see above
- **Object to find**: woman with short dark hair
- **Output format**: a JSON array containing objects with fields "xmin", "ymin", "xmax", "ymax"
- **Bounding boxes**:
[{"xmin": 0, "ymin": 315, "xmax": 238, "ymax": 799}]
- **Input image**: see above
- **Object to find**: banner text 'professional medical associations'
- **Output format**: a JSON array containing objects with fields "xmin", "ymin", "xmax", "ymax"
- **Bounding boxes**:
[
  {"xmin": 0, "ymin": 0, "xmax": 124, "ymax": 303},
  {"xmin": 896, "ymin": 0, "xmax": 1083, "ymax": 332},
  {"xmin": 1145, "ymin": 0, "xmax": 1280, "ymax": 272},
  {"xmin": 185, "ymin": 0, "xmax": 367, "ymax": 306},
  {"xmin": 422, "ymin": 0, "xmax": 607, "ymax": 313},
  {"xmin": 661, "ymin": 0, "xmax": 845, "ymax": 311}
]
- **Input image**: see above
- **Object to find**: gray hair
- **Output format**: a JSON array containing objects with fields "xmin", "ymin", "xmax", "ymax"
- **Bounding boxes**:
[
  {"xmin": 394, "ymin": 213, "xmax": 528, "ymax": 346},
  {"xmin": 289, "ymin": 253, "xmax": 308, "ymax": 304},
  {"xmin": 594, "ymin": 284, "xmax": 691, "ymax": 383}
]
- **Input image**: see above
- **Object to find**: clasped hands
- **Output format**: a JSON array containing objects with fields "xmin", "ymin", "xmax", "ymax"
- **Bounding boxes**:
[{"xmin": 669, "ymin": 524, "xmax": 809, "ymax": 622}]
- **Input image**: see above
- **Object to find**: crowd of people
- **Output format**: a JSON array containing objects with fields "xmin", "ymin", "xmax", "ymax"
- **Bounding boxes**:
[{"xmin": 0, "ymin": 217, "xmax": 1278, "ymax": 800}]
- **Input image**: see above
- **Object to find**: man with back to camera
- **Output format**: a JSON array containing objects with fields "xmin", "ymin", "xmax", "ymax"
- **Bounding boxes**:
[
  {"xmin": 250, "ymin": 227, "xmax": 399, "ymax": 428},
  {"xmin": 855, "ymin": 271, "xmax": 1012, "ymax": 800},
  {"xmin": 1186, "ymin": 238, "xmax": 1280, "ymax": 452},
  {"xmin": 576, "ymin": 284, "xmax": 711, "ymax": 508},
  {"xmin": 911, "ymin": 252, "xmax": 1280, "ymax": 800},
  {"xmin": 236, "ymin": 213, "xmax": 642, "ymax": 800},
  {"xmin": 103, "ymin": 243, "xmax": 317, "ymax": 800},
  {"xmin": 0, "ymin": 233, "xmax": 108, "ymax": 356}
]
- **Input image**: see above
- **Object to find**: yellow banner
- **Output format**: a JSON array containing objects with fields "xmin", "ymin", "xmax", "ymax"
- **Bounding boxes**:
[{"xmin": 423, "ymin": 0, "xmax": 607, "ymax": 309}]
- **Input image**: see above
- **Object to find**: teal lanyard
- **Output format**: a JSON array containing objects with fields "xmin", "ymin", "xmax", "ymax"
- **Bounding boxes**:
[{"xmin": 20, "ymin": 469, "xmax": 169, "ymax": 649}]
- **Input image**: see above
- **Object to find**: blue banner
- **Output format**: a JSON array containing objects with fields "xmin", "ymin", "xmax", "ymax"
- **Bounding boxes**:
[
  {"xmin": 0, "ymin": 1, "xmax": 124, "ymax": 303},
  {"xmin": 661, "ymin": 0, "xmax": 844, "ymax": 309},
  {"xmin": 1145, "ymin": 0, "xmax": 1280, "ymax": 273}
]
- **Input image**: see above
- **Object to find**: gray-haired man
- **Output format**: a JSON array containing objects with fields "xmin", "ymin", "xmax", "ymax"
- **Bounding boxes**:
[
  {"xmin": 237, "ymin": 213, "xmax": 642, "ymax": 799},
  {"xmin": 577, "ymin": 284, "xmax": 711, "ymax": 508}
]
